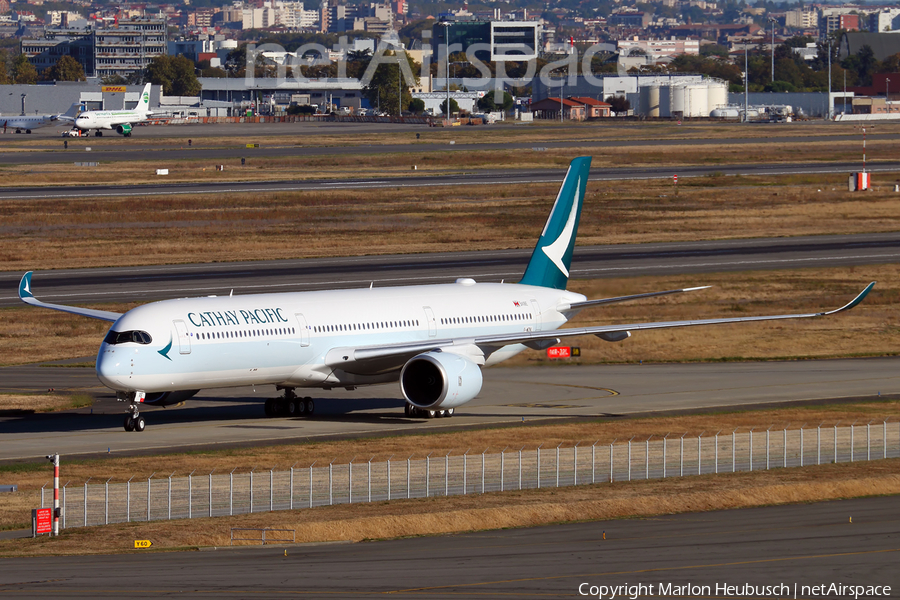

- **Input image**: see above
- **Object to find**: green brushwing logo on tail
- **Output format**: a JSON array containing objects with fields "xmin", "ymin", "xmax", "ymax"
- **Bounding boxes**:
[{"xmin": 519, "ymin": 156, "xmax": 591, "ymax": 290}]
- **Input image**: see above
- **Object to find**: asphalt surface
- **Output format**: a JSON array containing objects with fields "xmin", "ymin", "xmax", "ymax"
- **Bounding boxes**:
[
  {"xmin": 1, "ymin": 496, "xmax": 897, "ymax": 598},
  {"xmin": 3, "ymin": 232, "xmax": 898, "ymax": 307},
  {"xmin": 2, "ymin": 358, "xmax": 898, "ymax": 462}
]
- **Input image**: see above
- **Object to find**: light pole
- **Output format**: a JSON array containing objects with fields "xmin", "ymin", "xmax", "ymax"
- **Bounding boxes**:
[
  {"xmin": 769, "ymin": 17, "xmax": 776, "ymax": 82},
  {"xmin": 886, "ymin": 77, "xmax": 891, "ymax": 113},
  {"xmin": 444, "ymin": 21, "xmax": 451, "ymax": 121},
  {"xmin": 827, "ymin": 39, "xmax": 832, "ymax": 120}
]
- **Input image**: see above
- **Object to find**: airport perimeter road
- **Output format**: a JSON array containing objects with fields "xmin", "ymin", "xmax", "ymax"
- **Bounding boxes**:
[
  {"xmin": 1, "ymin": 358, "xmax": 898, "ymax": 461},
  {"xmin": 1, "ymin": 233, "xmax": 898, "ymax": 308},
  {"xmin": 1, "ymin": 496, "xmax": 897, "ymax": 598},
  {"xmin": 3, "ymin": 161, "xmax": 900, "ymax": 200}
]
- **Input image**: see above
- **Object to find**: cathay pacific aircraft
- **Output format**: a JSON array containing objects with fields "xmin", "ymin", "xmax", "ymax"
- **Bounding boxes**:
[
  {"xmin": 19, "ymin": 157, "xmax": 875, "ymax": 432},
  {"xmin": 72, "ymin": 83, "xmax": 154, "ymax": 137}
]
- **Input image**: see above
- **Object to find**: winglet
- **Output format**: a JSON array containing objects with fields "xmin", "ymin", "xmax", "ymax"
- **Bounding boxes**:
[
  {"xmin": 19, "ymin": 271, "xmax": 34, "ymax": 300},
  {"xmin": 824, "ymin": 282, "xmax": 876, "ymax": 315}
]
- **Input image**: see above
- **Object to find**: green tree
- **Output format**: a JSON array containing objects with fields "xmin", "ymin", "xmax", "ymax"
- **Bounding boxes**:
[
  {"xmin": 477, "ymin": 91, "xmax": 513, "ymax": 112},
  {"xmin": 0, "ymin": 49, "xmax": 10, "ymax": 84},
  {"xmin": 12, "ymin": 53, "xmax": 38, "ymax": 84},
  {"xmin": 440, "ymin": 97, "xmax": 459, "ymax": 115},
  {"xmin": 42, "ymin": 55, "xmax": 86, "ymax": 81},
  {"xmin": 605, "ymin": 95, "xmax": 630, "ymax": 113},
  {"xmin": 408, "ymin": 97, "xmax": 425, "ymax": 114},
  {"xmin": 146, "ymin": 55, "xmax": 201, "ymax": 96},
  {"xmin": 361, "ymin": 50, "xmax": 419, "ymax": 117}
]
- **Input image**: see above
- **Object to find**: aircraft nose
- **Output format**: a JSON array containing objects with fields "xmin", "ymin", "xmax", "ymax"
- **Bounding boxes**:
[{"xmin": 96, "ymin": 348, "xmax": 127, "ymax": 389}]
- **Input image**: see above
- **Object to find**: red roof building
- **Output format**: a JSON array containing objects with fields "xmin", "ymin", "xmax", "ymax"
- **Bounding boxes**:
[
  {"xmin": 531, "ymin": 97, "xmax": 585, "ymax": 120},
  {"xmin": 567, "ymin": 96, "xmax": 612, "ymax": 118}
]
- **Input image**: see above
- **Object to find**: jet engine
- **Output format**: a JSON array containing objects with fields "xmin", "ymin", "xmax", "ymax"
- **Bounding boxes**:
[
  {"xmin": 400, "ymin": 351, "xmax": 483, "ymax": 410},
  {"xmin": 116, "ymin": 123, "xmax": 133, "ymax": 136},
  {"xmin": 143, "ymin": 390, "xmax": 200, "ymax": 406}
]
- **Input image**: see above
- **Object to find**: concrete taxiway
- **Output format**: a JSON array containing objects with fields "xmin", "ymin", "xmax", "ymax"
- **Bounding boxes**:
[
  {"xmin": 1, "ymin": 496, "xmax": 897, "ymax": 598},
  {"xmin": 1, "ymin": 358, "xmax": 897, "ymax": 462}
]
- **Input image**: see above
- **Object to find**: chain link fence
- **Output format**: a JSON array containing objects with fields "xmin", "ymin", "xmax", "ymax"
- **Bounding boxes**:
[{"xmin": 43, "ymin": 421, "xmax": 899, "ymax": 529}]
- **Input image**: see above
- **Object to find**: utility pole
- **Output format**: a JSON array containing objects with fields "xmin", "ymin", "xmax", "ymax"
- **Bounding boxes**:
[
  {"xmin": 444, "ymin": 21, "xmax": 451, "ymax": 121},
  {"xmin": 827, "ymin": 39, "xmax": 832, "ymax": 120},
  {"xmin": 744, "ymin": 47, "xmax": 748, "ymax": 122},
  {"xmin": 770, "ymin": 17, "xmax": 776, "ymax": 82}
]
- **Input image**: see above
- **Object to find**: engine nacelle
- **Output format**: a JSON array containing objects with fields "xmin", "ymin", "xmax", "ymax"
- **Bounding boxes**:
[
  {"xmin": 116, "ymin": 123, "xmax": 133, "ymax": 136},
  {"xmin": 400, "ymin": 351, "xmax": 483, "ymax": 410},
  {"xmin": 143, "ymin": 390, "xmax": 200, "ymax": 406}
]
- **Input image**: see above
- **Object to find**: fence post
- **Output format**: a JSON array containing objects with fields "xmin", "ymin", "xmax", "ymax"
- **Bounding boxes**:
[
  {"xmin": 189, "ymin": 470, "xmax": 195, "ymax": 519},
  {"xmin": 230, "ymin": 468, "xmax": 236, "ymax": 516},
  {"xmin": 573, "ymin": 444, "xmax": 578, "ymax": 486},
  {"xmin": 209, "ymin": 469, "xmax": 215, "ymax": 517},
  {"xmin": 501, "ymin": 447, "xmax": 507, "ymax": 491},
  {"xmin": 627, "ymin": 438, "xmax": 633, "ymax": 481},
  {"xmin": 799, "ymin": 424, "xmax": 806, "ymax": 467},
  {"xmin": 103, "ymin": 478, "xmax": 109, "ymax": 525},
  {"xmin": 609, "ymin": 440, "xmax": 615, "ymax": 483},
  {"xmin": 714, "ymin": 431, "xmax": 720, "ymax": 474},
  {"xmin": 329, "ymin": 462, "xmax": 334, "ymax": 505},
  {"xmin": 556, "ymin": 444, "xmax": 561, "ymax": 488},
  {"xmin": 834, "ymin": 423, "xmax": 839, "ymax": 464},
  {"xmin": 270, "ymin": 468, "xmax": 274, "ymax": 511},
  {"xmin": 766, "ymin": 427, "xmax": 771, "ymax": 470},
  {"xmin": 680, "ymin": 434, "xmax": 685, "ymax": 477},
  {"xmin": 368, "ymin": 457, "xmax": 373, "ymax": 502},
  {"xmin": 592, "ymin": 441, "xmax": 598, "ymax": 484},
  {"xmin": 817, "ymin": 425, "xmax": 821, "ymax": 465},
  {"xmin": 884, "ymin": 421, "xmax": 888, "ymax": 459},
  {"xmin": 386, "ymin": 456, "xmax": 392, "ymax": 501},
  {"xmin": 84, "ymin": 478, "xmax": 89, "ymax": 526},
  {"xmin": 851, "ymin": 424, "xmax": 855, "ymax": 462},
  {"xmin": 482, "ymin": 450, "xmax": 486, "ymax": 494},
  {"xmin": 310, "ymin": 461, "xmax": 317, "ymax": 508},
  {"xmin": 144, "ymin": 474, "xmax": 151, "ymax": 522},
  {"xmin": 426, "ymin": 453, "xmax": 432, "ymax": 497},
  {"xmin": 732, "ymin": 430, "xmax": 736, "ymax": 472},
  {"xmin": 518, "ymin": 447, "xmax": 523, "ymax": 490},
  {"xmin": 536, "ymin": 445, "xmax": 541, "ymax": 489},
  {"xmin": 167, "ymin": 472, "xmax": 174, "ymax": 520},
  {"xmin": 663, "ymin": 434, "xmax": 669, "ymax": 478},
  {"xmin": 645, "ymin": 437, "xmax": 650, "ymax": 480},
  {"xmin": 783, "ymin": 428, "xmax": 787, "ymax": 468},
  {"xmin": 250, "ymin": 468, "xmax": 255, "ymax": 513},
  {"xmin": 41, "ymin": 484, "xmax": 45, "ymax": 508},
  {"xmin": 348, "ymin": 457, "xmax": 355, "ymax": 505},
  {"xmin": 698, "ymin": 432, "xmax": 703, "ymax": 475},
  {"xmin": 406, "ymin": 456, "xmax": 411, "ymax": 499},
  {"xmin": 867, "ymin": 422, "xmax": 872, "ymax": 461}
]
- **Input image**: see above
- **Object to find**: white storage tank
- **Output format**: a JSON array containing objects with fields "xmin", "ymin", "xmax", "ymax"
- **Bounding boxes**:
[
  {"xmin": 685, "ymin": 84, "xmax": 709, "ymax": 117},
  {"xmin": 707, "ymin": 82, "xmax": 728, "ymax": 114},
  {"xmin": 670, "ymin": 84, "xmax": 686, "ymax": 117},
  {"xmin": 648, "ymin": 85, "xmax": 660, "ymax": 118}
]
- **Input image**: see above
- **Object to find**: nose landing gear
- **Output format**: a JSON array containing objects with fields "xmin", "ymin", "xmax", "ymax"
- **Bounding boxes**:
[{"xmin": 118, "ymin": 391, "xmax": 147, "ymax": 432}]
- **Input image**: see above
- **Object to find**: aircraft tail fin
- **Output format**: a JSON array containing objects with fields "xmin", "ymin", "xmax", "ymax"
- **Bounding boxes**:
[
  {"xmin": 518, "ymin": 156, "xmax": 591, "ymax": 290},
  {"xmin": 136, "ymin": 83, "xmax": 151, "ymax": 113}
]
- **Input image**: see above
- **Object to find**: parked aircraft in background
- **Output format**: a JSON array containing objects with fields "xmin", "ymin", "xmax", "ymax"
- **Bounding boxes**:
[
  {"xmin": 71, "ymin": 83, "xmax": 153, "ymax": 137},
  {"xmin": 18, "ymin": 157, "xmax": 875, "ymax": 432},
  {"xmin": 1, "ymin": 102, "xmax": 80, "ymax": 134}
]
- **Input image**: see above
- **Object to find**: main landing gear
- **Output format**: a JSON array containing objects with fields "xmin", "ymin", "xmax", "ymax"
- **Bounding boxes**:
[
  {"xmin": 265, "ymin": 388, "xmax": 315, "ymax": 418},
  {"xmin": 405, "ymin": 404, "xmax": 454, "ymax": 419}
]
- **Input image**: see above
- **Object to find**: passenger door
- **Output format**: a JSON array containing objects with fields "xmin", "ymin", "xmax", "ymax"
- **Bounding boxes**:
[{"xmin": 173, "ymin": 320, "xmax": 191, "ymax": 354}]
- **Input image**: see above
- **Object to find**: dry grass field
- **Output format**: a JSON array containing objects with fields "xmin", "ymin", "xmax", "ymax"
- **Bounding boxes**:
[
  {"xmin": 3, "ymin": 172, "xmax": 900, "ymax": 272},
  {"xmin": 0, "ymin": 397, "xmax": 897, "ymax": 555}
]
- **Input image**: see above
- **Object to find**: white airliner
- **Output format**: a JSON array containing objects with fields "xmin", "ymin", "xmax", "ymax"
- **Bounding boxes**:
[
  {"xmin": 1, "ymin": 102, "xmax": 80, "ymax": 134},
  {"xmin": 18, "ymin": 157, "xmax": 875, "ymax": 432},
  {"xmin": 72, "ymin": 83, "xmax": 153, "ymax": 137}
]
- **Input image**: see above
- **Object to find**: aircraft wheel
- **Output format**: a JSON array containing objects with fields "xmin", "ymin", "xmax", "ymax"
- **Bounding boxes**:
[
  {"xmin": 124, "ymin": 415, "xmax": 135, "ymax": 431},
  {"xmin": 438, "ymin": 409, "xmax": 446, "ymax": 418},
  {"xmin": 134, "ymin": 416, "xmax": 146, "ymax": 432},
  {"xmin": 445, "ymin": 408, "xmax": 454, "ymax": 417},
  {"xmin": 287, "ymin": 398, "xmax": 300, "ymax": 416},
  {"xmin": 427, "ymin": 409, "xmax": 437, "ymax": 418},
  {"xmin": 264, "ymin": 398, "xmax": 275, "ymax": 417},
  {"xmin": 404, "ymin": 403, "xmax": 412, "ymax": 417},
  {"xmin": 304, "ymin": 398, "xmax": 315, "ymax": 416},
  {"xmin": 26, "ymin": 129, "xmax": 31, "ymax": 134},
  {"xmin": 273, "ymin": 398, "xmax": 286, "ymax": 416}
]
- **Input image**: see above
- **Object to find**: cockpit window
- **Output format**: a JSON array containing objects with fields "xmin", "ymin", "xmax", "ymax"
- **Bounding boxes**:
[{"xmin": 104, "ymin": 330, "xmax": 152, "ymax": 345}]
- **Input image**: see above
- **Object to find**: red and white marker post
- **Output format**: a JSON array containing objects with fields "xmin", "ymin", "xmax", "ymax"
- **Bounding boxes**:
[{"xmin": 50, "ymin": 454, "xmax": 59, "ymax": 536}]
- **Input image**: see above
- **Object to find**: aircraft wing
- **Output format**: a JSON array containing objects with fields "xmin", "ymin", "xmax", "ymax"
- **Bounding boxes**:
[
  {"xmin": 559, "ymin": 285, "xmax": 711, "ymax": 311},
  {"xmin": 18, "ymin": 272, "xmax": 122, "ymax": 322},
  {"xmin": 324, "ymin": 282, "xmax": 875, "ymax": 371}
]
